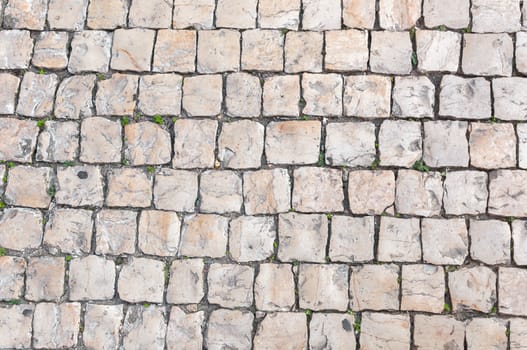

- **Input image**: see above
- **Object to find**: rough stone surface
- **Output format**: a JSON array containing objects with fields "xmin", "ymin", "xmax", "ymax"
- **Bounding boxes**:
[
  {"xmin": 423, "ymin": 0, "xmax": 470, "ymax": 28},
  {"xmin": 17, "ymin": 72, "xmax": 58, "ymax": 117},
  {"xmin": 416, "ymin": 30, "xmax": 461, "ymax": 72},
  {"xmin": 32, "ymin": 31, "xmax": 69, "ymax": 69},
  {"xmin": 0, "ymin": 305, "xmax": 34, "ymax": 349},
  {"xmin": 33, "ymin": 303, "xmax": 80, "ymax": 349},
  {"xmin": 401, "ymin": 265, "xmax": 444, "ymax": 313},
  {"xmin": 284, "ymin": 31, "xmax": 323, "ymax": 73},
  {"xmin": 118, "ymin": 258, "xmax": 164, "ymax": 303},
  {"xmin": 179, "ymin": 214, "xmax": 229, "ymax": 258},
  {"xmin": 80, "ymin": 117, "xmax": 122, "ymax": 163},
  {"xmin": 138, "ymin": 74, "xmax": 182, "ymax": 116},
  {"xmin": 106, "ymin": 168, "xmax": 152, "ymax": 207},
  {"xmin": 302, "ymin": 73, "xmax": 342, "ymax": 116},
  {"xmin": 3, "ymin": 0, "xmax": 48, "ymax": 29},
  {"xmin": 5, "ymin": 165, "xmax": 52, "ymax": 208},
  {"xmin": 299, "ymin": 264, "xmax": 349, "ymax": 311},
  {"xmin": 241, "ymin": 30, "xmax": 284, "ymax": 71},
  {"xmin": 258, "ymin": 0, "xmax": 300, "ymax": 29},
  {"xmin": 348, "ymin": 170, "xmax": 395, "ymax": 215},
  {"xmin": 125, "ymin": 122, "xmax": 172, "ymax": 165},
  {"xmin": 207, "ymin": 309, "xmax": 254, "ymax": 350},
  {"xmin": 462, "ymin": 34, "xmax": 513, "ymax": 77},
  {"xmin": 278, "ymin": 213, "xmax": 328, "ymax": 263},
  {"xmin": 166, "ymin": 308, "xmax": 204, "ymax": 350},
  {"xmin": 25, "ymin": 256, "xmax": 65, "ymax": 301},
  {"xmin": 36, "ymin": 121, "xmax": 79, "ymax": 162},
  {"xmin": 310, "ymin": 313, "xmax": 356, "ymax": 350},
  {"xmin": 111, "ymin": 29, "xmax": 155, "ymax": 72},
  {"xmin": 243, "ymin": 169, "xmax": 291, "ymax": 215},
  {"xmin": 69, "ymin": 255, "xmax": 115, "ymax": 301},
  {"xmin": 343, "ymin": 0, "xmax": 376, "ymax": 28},
  {"xmin": 344, "ymin": 75, "xmax": 391, "ymax": 118},
  {"xmin": 422, "ymin": 218, "xmax": 468, "ymax": 265},
  {"xmin": 325, "ymin": 122, "xmax": 376, "ymax": 167},
  {"xmin": 379, "ymin": 0, "xmax": 421, "ymax": 30},
  {"xmin": 215, "ymin": 0, "xmax": 257, "ymax": 29},
  {"xmin": 499, "ymin": 267, "xmax": 527, "ymax": 315},
  {"xmin": 56, "ymin": 166, "xmax": 104, "ymax": 207},
  {"xmin": 470, "ymin": 219, "xmax": 511, "ymax": 264},
  {"xmin": 226, "ymin": 73, "xmax": 262, "ymax": 118},
  {"xmin": 470, "ymin": 122, "xmax": 516, "ymax": 169},
  {"xmin": 360, "ymin": 313, "xmax": 410, "ymax": 350},
  {"xmin": 471, "ymin": 0, "xmax": 521, "ymax": 33},
  {"xmin": 138, "ymin": 210, "xmax": 181, "ymax": 256},
  {"xmin": 0, "ymin": 118, "xmax": 39, "ymax": 162},
  {"xmin": 378, "ymin": 217, "xmax": 421, "ymax": 262},
  {"xmin": 0, "ymin": 256, "xmax": 26, "ymax": 300},
  {"xmin": 443, "ymin": 171, "xmax": 488, "ymax": 215},
  {"xmin": 128, "ymin": 0, "xmax": 172, "ymax": 28},
  {"xmin": 466, "ymin": 318, "xmax": 508, "ymax": 349},
  {"xmin": 208, "ymin": 264, "xmax": 254, "ymax": 308},
  {"xmin": 153, "ymin": 30, "xmax": 196, "ymax": 73},
  {"xmin": 414, "ymin": 315, "xmax": 465, "ymax": 350},
  {"xmin": 44, "ymin": 208, "xmax": 93, "ymax": 254},
  {"xmin": 379, "ymin": 120, "xmax": 422, "ymax": 167},
  {"xmin": 55, "ymin": 75, "xmax": 96, "ymax": 119},
  {"xmin": 154, "ymin": 169, "xmax": 198, "ymax": 212},
  {"xmin": 512, "ymin": 220, "xmax": 527, "ymax": 265},
  {"xmin": 423, "ymin": 120, "xmax": 469, "ymax": 167},
  {"xmin": 449, "ymin": 266, "xmax": 497, "ymax": 313},
  {"xmin": 0, "ymin": 73, "xmax": 19, "ymax": 114},
  {"xmin": 96, "ymin": 74, "xmax": 138, "ymax": 115},
  {"xmin": 253, "ymin": 312, "xmax": 307, "ymax": 350},
  {"xmin": 255, "ymin": 264, "xmax": 295, "ymax": 311},
  {"xmin": 47, "ymin": 0, "xmax": 88, "ymax": 30},
  {"xmin": 121, "ymin": 306, "xmax": 167, "ymax": 350},
  {"xmin": 173, "ymin": 119, "xmax": 218, "ymax": 168},
  {"xmin": 263, "ymin": 75, "xmax": 300, "ymax": 116},
  {"xmin": 392, "ymin": 76, "xmax": 435, "ymax": 118},
  {"xmin": 95, "ymin": 209, "xmax": 137, "ymax": 255},
  {"xmin": 489, "ymin": 170, "xmax": 527, "ymax": 217},
  {"xmin": 229, "ymin": 216, "xmax": 275, "ymax": 262},
  {"xmin": 493, "ymin": 77, "xmax": 527, "ymax": 121},
  {"xmin": 330, "ymin": 216, "xmax": 374, "ymax": 262},
  {"xmin": 182, "ymin": 75, "xmax": 223, "ymax": 116},
  {"xmin": 69, "ymin": 31, "xmax": 112, "ymax": 73},
  {"xmin": 167, "ymin": 259, "xmax": 204, "ymax": 304},
  {"xmin": 0, "ymin": 208, "xmax": 43, "ymax": 251},
  {"xmin": 197, "ymin": 30, "xmax": 240, "ymax": 73},
  {"xmin": 395, "ymin": 170, "xmax": 443, "ymax": 217},
  {"xmin": 200, "ymin": 171, "xmax": 243, "ymax": 213},
  {"xmin": 83, "ymin": 304, "xmax": 123, "ymax": 350},
  {"xmin": 302, "ymin": 0, "xmax": 341, "ymax": 31},
  {"xmin": 292, "ymin": 167, "xmax": 344, "ymax": 212},
  {"xmin": 370, "ymin": 31, "xmax": 412, "ymax": 75},
  {"xmin": 325, "ymin": 30, "xmax": 369, "ymax": 71},
  {"xmin": 350, "ymin": 264, "xmax": 399, "ymax": 311},
  {"xmin": 265, "ymin": 121, "xmax": 321, "ymax": 165},
  {"xmin": 87, "ymin": 0, "xmax": 128, "ymax": 29},
  {"xmin": 439, "ymin": 75, "xmax": 491, "ymax": 119},
  {"xmin": 173, "ymin": 0, "xmax": 214, "ymax": 29},
  {"xmin": 218, "ymin": 120, "xmax": 264, "ymax": 169}
]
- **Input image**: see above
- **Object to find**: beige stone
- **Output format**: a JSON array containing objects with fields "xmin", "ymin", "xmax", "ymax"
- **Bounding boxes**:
[
  {"xmin": 266, "ymin": 121, "xmax": 321, "ymax": 165},
  {"xmin": 128, "ymin": 0, "xmax": 171, "ymax": 28},
  {"xmin": 449, "ymin": 266, "xmax": 496, "ymax": 313},
  {"xmin": 292, "ymin": 167, "xmax": 343, "ymax": 212},
  {"xmin": 472, "ymin": 0, "xmax": 521, "ymax": 33},
  {"xmin": 489, "ymin": 170, "xmax": 527, "ymax": 217},
  {"xmin": 154, "ymin": 169, "xmax": 198, "ymax": 212},
  {"xmin": 32, "ymin": 31, "xmax": 69, "ymax": 69},
  {"xmin": 350, "ymin": 264, "xmax": 399, "ymax": 311},
  {"xmin": 173, "ymin": 0, "xmax": 215, "ymax": 29},
  {"xmin": 255, "ymin": 264, "xmax": 295, "ymax": 311},
  {"xmin": 56, "ymin": 166, "xmax": 104, "ymax": 207},
  {"xmin": 95, "ymin": 209, "xmax": 137, "ymax": 255},
  {"xmin": 299, "ymin": 264, "xmax": 349, "ymax": 311},
  {"xmin": 379, "ymin": 0, "xmax": 421, "ymax": 30},
  {"xmin": 230, "ymin": 216, "xmax": 275, "ymax": 262},
  {"xmin": 242, "ymin": 30, "xmax": 284, "ymax": 71},
  {"xmin": 226, "ymin": 73, "xmax": 262, "ymax": 118},
  {"xmin": 69, "ymin": 255, "xmax": 115, "ymax": 301},
  {"xmin": 167, "ymin": 259, "xmax": 204, "ymax": 304},
  {"xmin": 511, "ymin": 318, "xmax": 527, "ymax": 350},
  {"xmin": 138, "ymin": 210, "xmax": 181, "ymax": 256},
  {"xmin": 278, "ymin": 213, "xmax": 328, "ymax": 262},
  {"xmin": 36, "ymin": 121, "xmax": 79, "ymax": 162},
  {"xmin": 517, "ymin": 32, "xmax": 527, "ymax": 74},
  {"xmin": 499, "ymin": 267, "xmax": 527, "ymax": 315},
  {"xmin": 218, "ymin": 120, "xmax": 264, "ymax": 169},
  {"xmin": 122, "ymin": 306, "xmax": 167, "ymax": 350},
  {"xmin": 0, "ymin": 73, "xmax": 19, "ymax": 114},
  {"xmin": 5, "ymin": 166, "xmax": 52, "ymax": 208},
  {"xmin": 207, "ymin": 309, "xmax": 253, "ymax": 350},
  {"xmin": 33, "ymin": 303, "xmax": 80, "ymax": 349},
  {"xmin": 466, "ymin": 318, "xmax": 508, "ymax": 349},
  {"xmin": 0, "ymin": 30, "xmax": 34, "ymax": 68},
  {"xmin": 0, "ymin": 305, "xmax": 34, "ymax": 349},
  {"xmin": 422, "ymin": 218, "xmax": 468, "ymax": 265},
  {"xmin": 153, "ymin": 30, "xmax": 196, "ymax": 73},
  {"xmin": 111, "ymin": 29, "xmax": 155, "ymax": 72},
  {"xmin": 493, "ymin": 78, "xmax": 527, "ymax": 121},
  {"xmin": 138, "ymin": 74, "xmax": 183, "ymax": 115},
  {"xmin": 423, "ymin": 120, "xmax": 469, "ymax": 167},
  {"xmin": 325, "ymin": 122, "xmax": 376, "ymax": 167},
  {"xmin": 208, "ymin": 264, "xmax": 254, "ymax": 307},
  {"xmin": 401, "ymin": 265, "xmax": 444, "ymax": 313},
  {"xmin": 284, "ymin": 31, "xmax": 323, "ymax": 73},
  {"xmin": 258, "ymin": 0, "xmax": 300, "ymax": 29},
  {"xmin": 69, "ymin": 31, "xmax": 112, "ymax": 73},
  {"xmin": 416, "ymin": 30, "xmax": 461, "ymax": 72},
  {"xmin": 80, "ymin": 117, "xmax": 122, "ymax": 163},
  {"xmin": 25, "ymin": 256, "xmax": 65, "ymax": 301},
  {"xmin": 179, "ymin": 214, "xmax": 229, "ymax": 258},
  {"xmin": 325, "ymin": 29, "xmax": 368, "ymax": 71},
  {"xmin": 54, "ymin": 75, "xmax": 96, "ymax": 119},
  {"xmin": 393, "ymin": 76, "xmax": 435, "ymax": 118},
  {"xmin": 370, "ymin": 31, "xmax": 412, "ymax": 74},
  {"xmin": 395, "ymin": 170, "xmax": 443, "ymax": 217},
  {"xmin": 125, "ymin": 122, "xmax": 172, "ymax": 165},
  {"xmin": 470, "ymin": 122, "xmax": 516, "ymax": 169},
  {"xmin": 87, "ymin": 0, "xmax": 128, "ymax": 29},
  {"xmin": 329, "ymin": 216, "xmax": 374, "ymax": 262},
  {"xmin": 44, "ymin": 208, "xmax": 93, "ymax": 255},
  {"xmin": 302, "ymin": 73, "xmax": 343, "ymax": 116},
  {"xmin": 348, "ymin": 171, "xmax": 395, "ymax": 215},
  {"xmin": 182, "ymin": 75, "xmax": 223, "ymax": 116},
  {"xmin": 302, "ymin": 0, "xmax": 341, "ymax": 30},
  {"xmin": 423, "ymin": 0, "xmax": 470, "ymax": 28},
  {"xmin": 343, "ymin": 0, "xmax": 376, "ymax": 28},
  {"xmin": 3, "ymin": 0, "xmax": 47, "ymax": 29},
  {"xmin": 512, "ymin": 220, "xmax": 527, "ymax": 265},
  {"xmin": 263, "ymin": 75, "xmax": 300, "ymax": 116},
  {"xmin": 463, "ymin": 34, "xmax": 513, "ymax": 76},
  {"xmin": 310, "ymin": 313, "xmax": 356, "ymax": 350},
  {"xmin": 215, "ymin": 0, "xmax": 257, "ymax": 28},
  {"xmin": 439, "ymin": 75, "xmax": 491, "ymax": 119},
  {"xmin": 200, "ymin": 171, "xmax": 243, "ymax": 213},
  {"xmin": 470, "ymin": 219, "xmax": 510, "ymax": 264},
  {"xmin": 443, "ymin": 171, "xmax": 488, "ymax": 215},
  {"xmin": 118, "ymin": 258, "xmax": 164, "ymax": 303},
  {"xmin": 414, "ymin": 315, "xmax": 465, "ymax": 349},
  {"xmin": 197, "ymin": 30, "xmax": 240, "ymax": 73},
  {"xmin": 378, "ymin": 217, "xmax": 421, "ymax": 262},
  {"xmin": 254, "ymin": 313, "xmax": 307, "ymax": 350},
  {"xmin": 83, "ymin": 304, "xmax": 123, "ymax": 350},
  {"xmin": 0, "ymin": 208, "xmax": 43, "ymax": 251},
  {"xmin": 360, "ymin": 313, "xmax": 410, "ymax": 350},
  {"xmin": 17, "ymin": 72, "xmax": 58, "ymax": 117},
  {"xmin": 47, "ymin": 0, "xmax": 88, "ymax": 30},
  {"xmin": 166, "ymin": 308, "xmax": 205, "ymax": 350},
  {"xmin": 243, "ymin": 169, "xmax": 291, "ymax": 215},
  {"xmin": 344, "ymin": 75, "xmax": 391, "ymax": 118},
  {"xmin": 379, "ymin": 120, "xmax": 422, "ymax": 167},
  {"xmin": 0, "ymin": 118, "xmax": 39, "ymax": 162},
  {"xmin": 173, "ymin": 119, "xmax": 218, "ymax": 168},
  {"xmin": 0, "ymin": 256, "xmax": 26, "ymax": 300},
  {"xmin": 107, "ymin": 168, "xmax": 152, "ymax": 207},
  {"xmin": 96, "ymin": 74, "xmax": 138, "ymax": 115}
]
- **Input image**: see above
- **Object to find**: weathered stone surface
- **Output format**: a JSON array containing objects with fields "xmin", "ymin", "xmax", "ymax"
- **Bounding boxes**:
[
  {"xmin": 138, "ymin": 74, "xmax": 182, "ymax": 115},
  {"xmin": 470, "ymin": 219, "xmax": 510, "ymax": 264},
  {"xmin": 17, "ymin": 72, "xmax": 58, "ymax": 117},
  {"xmin": 513, "ymin": 220, "xmax": 527, "ymax": 265},
  {"xmin": 200, "ymin": 171, "xmax": 242, "ymax": 213},
  {"xmin": 0, "ymin": 256, "xmax": 26, "ymax": 300},
  {"xmin": 422, "ymin": 218, "xmax": 468, "ymax": 265},
  {"xmin": 423, "ymin": 0, "xmax": 470, "ymax": 28},
  {"xmin": 463, "ymin": 34, "xmax": 513, "ymax": 76},
  {"xmin": 47, "ymin": 0, "xmax": 88, "ymax": 30},
  {"xmin": 167, "ymin": 259, "xmax": 204, "ymax": 304},
  {"xmin": 360, "ymin": 313, "xmax": 410, "ymax": 350},
  {"xmin": 0, "ymin": 30, "xmax": 33, "ymax": 69},
  {"xmin": 284, "ymin": 31, "xmax": 323, "ymax": 73},
  {"xmin": 379, "ymin": 120, "xmax": 422, "ymax": 167},
  {"xmin": 166, "ymin": 308, "xmax": 205, "ymax": 350},
  {"xmin": 0, "ymin": 74, "xmax": 19, "ymax": 114},
  {"xmin": 242, "ymin": 29, "xmax": 283, "ymax": 71},
  {"xmin": 278, "ymin": 213, "xmax": 328, "ymax": 262},
  {"xmin": 95, "ymin": 209, "xmax": 137, "ymax": 255},
  {"xmin": 423, "ymin": 120, "xmax": 469, "ymax": 167},
  {"xmin": 258, "ymin": 0, "xmax": 300, "ymax": 29},
  {"xmin": 106, "ymin": 168, "xmax": 152, "ymax": 207},
  {"xmin": 379, "ymin": 0, "xmax": 420, "ymax": 30},
  {"xmin": 0, "ymin": 304, "xmax": 34, "ymax": 349},
  {"xmin": 218, "ymin": 120, "xmax": 264, "ymax": 169},
  {"xmin": 208, "ymin": 264, "xmax": 254, "ymax": 307},
  {"xmin": 226, "ymin": 73, "xmax": 262, "ymax": 118},
  {"xmin": 230, "ymin": 216, "xmax": 275, "ymax": 262},
  {"xmin": 69, "ymin": 255, "xmax": 115, "ymax": 301},
  {"xmin": 489, "ymin": 170, "xmax": 527, "ymax": 217},
  {"xmin": 0, "ymin": 208, "xmax": 43, "ymax": 251},
  {"xmin": 449, "ymin": 266, "xmax": 496, "ymax": 313},
  {"xmin": 80, "ymin": 117, "xmax": 122, "ymax": 163},
  {"xmin": 330, "ymin": 216, "xmax": 374, "ymax": 262},
  {"xmin": 378, "ymin": 217, "xmax": 420, "ymax": 262},
  {"xmin": 87, "ymin": 0, "xmax": 128, "ymax": 29},
  {"xmin": 128, "ymin": 0, "xmax": 171, "ymax": 28},
  {"xmin": 33, "ymin": 303, "xmax": 80, "ymax": 349},
  {"xmin": 466, "ymin": 318, "xmax": 508, "ymax": 349},
  {"xmin": 243, "ymin": 169, "xmax": 291, "ymax": 215},
  {"xmin": 111, "ymin": 29, "xmax": 155, "ymax": 72},
  {"xmin": 348, "ymin": 171, "xmax": 395, "ymax": 215},
  {"xmin": 122, "ymin": 306, "xmax": 167, "ymax": 350},
  {"xmin": 182, "ymin": 75, "xmax": 223, "ymax": 116},
  {"xmin": 401, "ymin": 265, "xmax": 444, "ymax": 313},
  {"xmin": 173, "ymin": 119, "xmax": 217, "ymax": 168},
  {"xmin": 216, "ymin": 0, "xmax": 257, "ymax": 28},
  {"xmin": 3, "ymin": 0, "xmax": 47, "ymax": 29},
  {"xmin": 118, "ymin": 258, "xmax": 164, "ymax": 303},
  {"xmin": 25, "ymin": 256, "xmax": 65, "ymax": 301},
  {"xmin": 5, "ymin": 166, "xmax": 52, "ymax": 208},
  {"xmin": 299, "ymin": 264, "xmax": 349, "ymax": 311},
  {"xmin": 125, "ymin": 122, "xmax": 172, "ymax": 165},
  {"xmin": 55, "ymin": 75, "xmax": 96, "ymax": 119},
  {"xmin": 517, "ymin": 32, "xmax": 527, "ymax": 74},
  {"xmin": 96, "ymin": 74, "xmax": 138, "ymax": 115},
  {"xmin": 511, "ymin": 318, "xmax": 527, "ymax": 350},
  {"xmin": 154, "ymin": 169, "xmax": 198, "ymax": 212},
  {"xmin": 344, "ymin": 75, "xmax": 391, "ymax": 118},
  {"xmin": 310, "ymin": 313, "xmax": 356, "ymax": 350},
  {"xmin": 207, "ymin": 309, "xmax": 254, "ymax": 350},
  {"xmin": 44, "ymin": 208, "xmax": 93, "ymax": 254},
  {"xmin": 439, "ymin": 75, "xmax": 491, "ymax": 119},
  {"xmin": 292, "ymin": 167, "xmax": 343, "ymax": 212},
  {"xmin": 138, "ymin": 210, "xmax": 181, "ymax": 256},
  {"xmin": 395, "ymin": 170, "xmax": 443, "ymax": 217},
  {"xmin": 444, "ymin": 171, "xmax": 488, "ymax": 215},
  {"xmin": 414, "ymin": 315, "xmax": 465, "ymax": 349},
  {"xmin": 325, "ymin": 122, "xmax": 376, "ymax": 167},
  {"xmin": 254, "ymin": 313, "xmax": 307, "ymax": 350},
  {"xmin": 370, "ymin": 31, "xmax": 412, "ymax": 74},
  {"xmin": 343, "ymin": 0, "xmax": 376, "ymax": 28},
  {"xmin": 56, "ymin": 166, "xmax": 104, "ymax": 206},
  {"xmin": 325, "ymin": 30, "xmax": 369, "ymax": 71},
  {"xmin": 302, "ymin": 73, "xmax": 342, "ymax": 116},
  {"xmin": 416, "ymin": 30, "xmax": 461, "ymax": 72},
  {"xmin": 173, "ymin": 0, "xmax": 215, "ymax": 29},
  {"xmin": 263, "ymin": 75, "xmax": 300, "ymax": 116},
  {"xmin": 153, "ymin": 30, "xmax": 196, "ymax": 73},
  {"xmin": 471, "ymin": 0, "xmax": 521, "ymax": 33},
  {"xmin": 32, "ymin": 31, "xmax": 69, "ymax": 69},
  {"xmin": 255, "ymin": 264, "xmax": 295, "ymax": 311},
  {"xmin": 350, "ymin": 264, "xmax": 399, "ymax": 311},
  {"xmin": 266, "ymin": 121, "xmax": 321, "ymax": 164},
  {"xmin": 493, "ymin": 78, "xmax": 527, "ymax": 121},
  {"xmin": 302, "ymin": 0, "xmax": 341, "ymax": 31},
  {"xmin": 37, "ymin": 121, "xmax": 79, "ymax": 162},
  {"xmin": 393, "ymin": 76, "xmax": 435, "ymax": 118},
  {"xmin": 69, "ymin": 31, "xmax": 112, "ymax": 73},
  {"xmin": 179, "ymin": 214, "xmax": 229, "ymax": 258},
  {"xmin": 83, "ymin": 304, "xmax": 123, "ymax": 350},
  {"xmin": 197, "ymin": 30, "xmax": 240, "ymax": 73},
  {"xmin": 499, "ymin": 267, "xmax": 527, "ymax": 315},
  {"xmin": 0, "ymin": 118, "xmax": 39, "ymax": 162}
]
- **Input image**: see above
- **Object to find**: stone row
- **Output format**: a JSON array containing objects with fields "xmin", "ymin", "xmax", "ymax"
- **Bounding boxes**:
[
  {"xmin": 0, "ymin": 0, "xmax": 524, "ymax": 33},
  {"xmin": 2, "ymin": 28, "xmax": 527, "ymax": 77}
]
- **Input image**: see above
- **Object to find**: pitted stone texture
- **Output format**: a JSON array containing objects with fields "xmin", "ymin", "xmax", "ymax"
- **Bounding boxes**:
[
  {"xmin": 462, "ymin": 34, "xmax": 513, "ymax": 77},
  {"xmin": 0, "ymin": 118, "xmax": 38, "ymax": 162},
  {"xmin": 95, "ymin": 209, "xmax": 137, "ymax": 255},
  {"xmin": 154, "ymin": 169, "xmax": 198, "ymax": 212},
  {"xmin": 226, "ymin": 73, "xmax": 262, "ymax": 118},
  {"xmin": 197, "ymin": 30, "xmax": 240, "ymax": 73},
  {"xmin": 0, "ymin": 256, "xmax": 26, "ymax": 300},
  {"xmin": 69, "ymin": 31, "xmax": 112, "ymax": 73},
  {"xmin": 242, "ymin": 30, "xmax": 284, "ymax": 71},
  {"xmin": 325, "ymin": 30, "xmax": 369, "ymax": 71},
  {"xmin": 466, "ymin": 318, "xmax": 508, "ymax": 350},
  {"xmin": 129, "ymin": 0, "xmax": 172, "ymax": 28},
  {"xmin": 200, "ymin": 171, "xmax": 243, "ymax": 213},
  {"xmin": 310, "ymin": 313, "xmax": 356, "ymax": 350},
  {"xmin": 348, "ymin": 171, "xmax": 395, "ymax": 215},
  {"xmin": 302, "ymin": 0, "xmax": 341, "ymax": 31},
  {"xmin": 16, "ymin": 72, "xmax": 58, "ymax": 117},
  {"xmin": 499, "ymin": 267, "xmax": 527, "ymax": 315},
  {"xmin": 80, "ymin": 117, "xmax": 122, "ymax": 163},
  {"xmin": 439, "ymin": 75, "xmax": 491, "ymax": 119},
  {"xmin": 166, "ymin": 308, "xmax": 205, "ymax": 350},
  {"xmin": 513, "ymin": 220, "xmax": 527, "ymax": 265},
  {"xmin": 3, "ymin": 0, "xmax": 47, "ymax": 29},
  {"xmin": 0, "ymin": 30, "xmax": 33, "ymax": 69},
  {"xmin": 32, "ymin": 31, "xmax": 69, "ymax": 69},
  {"xmin": 422, "ymin": 218, "xmax": 468, "ymax": 265},
  {"xmin": 263, "ymin": 75, "xmax": 300, "ymax": 116},
  {"xmin": 125, "ymin": 122, "xmax": 172, "ymax": 165},
  {"xmin": 138, "ymin": 74, "xmax": 183, "ymax": 115},
  {"xmin": 44, "ymin": 208, "xmax": 93, "ymax": 255},
  {"xmin": 266, "ymin": 121, "xmax": 321, "ymax": 165},
  {"xmin": 118, "ymin": 258, "xmax": 164, "ymax": 303},
  {"xmin": 393, "ymin": 76, "xmax": 435, "ymax": 118},
  {"xmin": 5, "ymin": 166, "xmax": 52, "ymax": 208},
  {"xmin": 343, "ymin": 0, "xmax": 375, "ymax": 28},
  {"xmin": 56, "ymin": 166, "xmax": 104, "ymax": 206},
  {"xmin": 0, "ymin": 208, "xmax": 43, "ymax": 251},
  {"xmin": 207, "ymin": 309, "xmax": 253, "ymax": 350},
  {"xmin": 230, "ymin": 216, "xmax": 275, "ymax": 262},
  {"xmin": 96, "ymin": 74, "xmax": 138, "ymax": 115},
  {"xmin": 424, "ymin": 120, "xmax": 469, "ymax": 167},
  {"xmin": 0, "ymin": 74, "xmax": 19, "ymax": 114},
  {"xmin": 379, "ymin": 0, "xmax": 421, "ymax": 30},
  {"xmin": 471, "ymin": 0, "xmax": 521, "ymax": 33},
  {"xmin": 370, "ymin": 31, "xmax": 412, "ymax": 75},
  {"xmin": 87, "ymin": 0, "xmax": 128, "ymax": 29},
  {"xmin": 299, "ymin": 264, "xmax": 349, "ymax": 311},
  {"xmin": 179, "ymin": 214, "xmax": 229, "ymax": 258},
  {"xmin": 111, "ymin": 29, "xmax": 155, "ymax": 72},
  {"xmin": 173, "ymin": 119, "xmax": 218, "ymax": 168},
  {"xmin": 37, "ymin": 121, "xmax": 79, "ymax": 162},
  {"xmin": 378, "ymin": 217, "xmax": 421, "ymax": 262},
  {"xmin": 208, "ymin": 264, "xmax": 254, "ymax": 308},
  {"xmin": 83, "ymin": 304, "xmax": 123, "ymax": 350},
  {"xmin": 167, "ymin": 259, "xmax": 204, "ymax": 304},
  {"xmin": 379, "ymin": 120, "xmax": 422, "ymax": 167},
  {"xmin": 258, "ymin": 0, "xmax": 300, "ymax": 29},
  {"xmin": 218, "ymin": 120, "xmax": 264, "ymax": 169},
  {"xmin": 216, "ymin": 0, "xmax": 257, "ymax": 28},
  {"xmin": 278, "ymin": 213, "xmax": 328, "ymax": 262},
  {"xmin": 489, "ymin": 170, "xmax": 527, "ymax": 217},
  {"xmin": 25, "ymin": 256, "xmax": 65, "ymax": 301},
  {"xmin": 330, "ymin": 216, "xmax": 374, "ymax": 263},
  {"xmin": 302, "ymin": 73, "xmax": 343, "ymax": 116},
  {"xmin": 138, "ymin": 210, "xmax": 181, "ymax": 256},
  {"xmin": 423, "ymin": 0, "xmax": 470, "ymax": 28},
  {"xmin": 154, "ymin": 30, "xmax": 196, "ymax": 73},
  {"xmin": 293, "ymin": 167, "xmax": 344, "ymax": 212},
  {"xmin": 173, "ymin": 0, "xmax": 214, "ymax": 29},
  {"xmin": 414, "ymin": 315, "xmax": 465, "ymax": 350},
  {"xmin": 243, "ymin": 169, "xmax": 291, "ymax": 215},
  {"xmin": 255, "ymin": 264, "xmax": 295, "ymax": 311},
  {"xmin": 395, "ymin": 170, "xmax": 443, "ymax": 217},
  {"xmin": 69, "ymin": 255, "xmax": 115, "ymax": 301},
  {"xmin": 470, "ymin": 123, "xmax": 516, "ymax": 169},
  {"xmin": 284, "ymin": 31, "xmax": 323, "ymax": 73},
  {"xmin": 449, "ymin": 266, "xmax": 497, "ymax": 313},
  {"xmin": 360, "ymin": 313, "xmax": 410, "ymax": 350},
  {"xmin": 511, "ymin": 318, "xmax": 527, "ymax": 349},
  {"xmin": 182, "ymin": 75, "xmax": 223, "ymax": 116},
  {"xmin": 401, "ymin": 264, "xmax": 444, "ymax": 313},
  {"xmin": 107, "ymin": 168, "xmax": 152, "ymax": 207},
  {"xmin": 444, "ymin": 171, "xmax": 488, "ymax": 215},
  {"xmin": 350, "ymin": 264, "xmax": 399, "ymax": 311},
  {"xmin": 0, "ymin": 305, "xmax": 33, "ymax": 349},
  {"xmin": 493, "ymin": 78, "xmax": 527, "ymax": 121},
  {"xmin": 55, "ymin": 75, "xmax": 96, "ymax": 119},
  {"xmin": 122, "ymin": 306, "xmax": 167, "ymax": 350},
  {"xmin": 416, "ymin": 30, "xmax": 461, "ymax": 72},
  {"xmin": 254, "ymin": 313, "xmax": 307, "ymax": 350},
  {"xmin": 325, "ymin": 122, "xmax": 376, "ymax": 167},
  {"xmin": 344, "ymin": 75, "xmax": 391, "ymax": 118},
  {"xmin": 517, "ymin": 32, "xmax": 527, "ymax": 74},
  {"xmin": 33, "ymin": 303, "xmax": 80, "ymax": 349},
  {"xmin": 47, "ymin": 0, "xmax": 88, "ymax": 30}
]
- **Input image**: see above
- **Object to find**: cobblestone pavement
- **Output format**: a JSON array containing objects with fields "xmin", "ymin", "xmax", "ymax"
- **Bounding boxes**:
[{"xmin": 1, "ymin": 0, "xmax": 527, "ymax": 349}]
